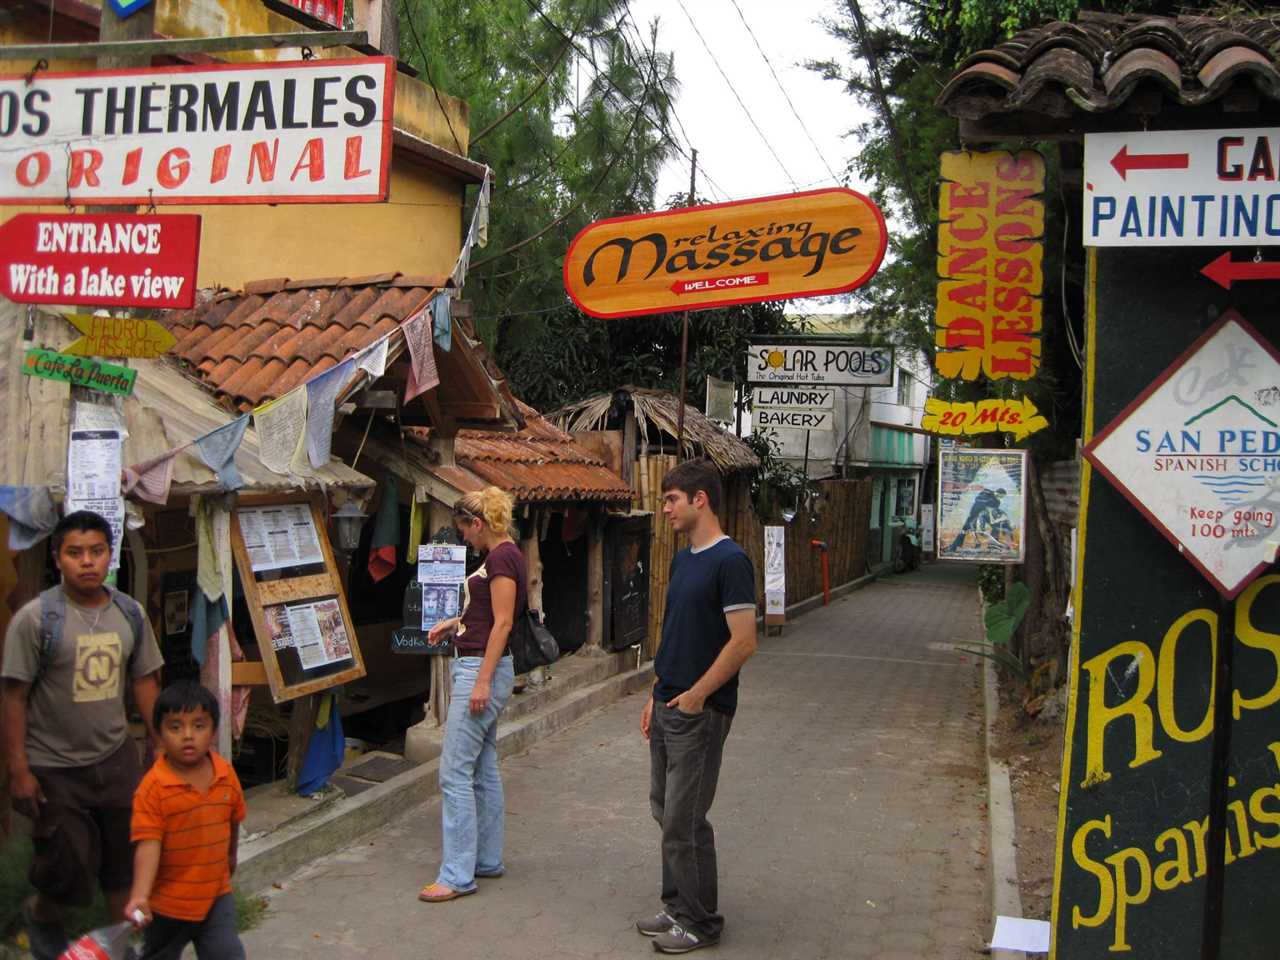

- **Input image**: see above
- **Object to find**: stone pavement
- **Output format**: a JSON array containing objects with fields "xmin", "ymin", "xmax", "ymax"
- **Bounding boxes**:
[{"xmin": 242, "ymin": 563, "xmax": 990, "ymax": 960}]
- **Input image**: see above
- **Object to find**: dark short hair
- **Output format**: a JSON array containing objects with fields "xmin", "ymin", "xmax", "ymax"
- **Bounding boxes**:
[
  {"xmin": 52, "ymin": 510, "xmax": 113, "ymax": 553},
  {"xmin": 153, "ymin": 682, "xmax": 220, "ymax": 732},
  {"xmin": 661, "ymin": 458, "xmax": 723, "ymax": 515}
]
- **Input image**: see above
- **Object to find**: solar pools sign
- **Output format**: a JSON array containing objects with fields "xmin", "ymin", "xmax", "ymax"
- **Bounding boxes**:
[{"xmin": 1084, "ymin": 128, "xmax": 1280, "ymax": 246}]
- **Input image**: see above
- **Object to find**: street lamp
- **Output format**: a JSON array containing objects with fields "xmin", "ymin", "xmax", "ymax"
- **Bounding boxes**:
[{"xmin": 331, "ymin": 501, "xmax": 367, "ymax": 555}]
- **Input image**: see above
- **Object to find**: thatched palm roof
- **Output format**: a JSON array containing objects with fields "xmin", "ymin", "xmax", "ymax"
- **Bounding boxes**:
[{"xmin": 548, "ymin": 387, "xmax": 759, "ymax": 474}]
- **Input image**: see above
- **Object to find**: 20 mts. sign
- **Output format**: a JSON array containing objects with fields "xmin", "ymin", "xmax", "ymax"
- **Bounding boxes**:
[
  {"xmin": 1084, "ymin": 128, "xmax": 1280, "ymax": 245},
  {"xmin": 1085, "ymin": 310, "xmax": 1280, "ymax": 597},
  {"xmin": 0, "ymin": 57, "xmax": 393, "ymax": 205},
  {"xmin": 0, "ymin": 213, "xmax": 200, "ymax": 308}
]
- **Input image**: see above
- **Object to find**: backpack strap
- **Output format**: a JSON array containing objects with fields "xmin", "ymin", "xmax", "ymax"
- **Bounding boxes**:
[
  {"xmin": 104, "ymin": 586, "xmax": 147, "ymax": 664},
  {"xmin": 36, "ymin": 586, "xmax": 66, "ymax": 680}
]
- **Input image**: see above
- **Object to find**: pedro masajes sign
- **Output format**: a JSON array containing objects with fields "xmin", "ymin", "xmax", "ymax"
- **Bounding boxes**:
[{"xmin": 563, "ymin": 188, "xmax": 887, "ymax": 318}]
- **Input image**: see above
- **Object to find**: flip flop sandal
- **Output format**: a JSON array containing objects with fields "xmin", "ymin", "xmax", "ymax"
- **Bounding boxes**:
[{"xmin": 418, "ymin": 883, "xmax": 477, "ymax": 903}]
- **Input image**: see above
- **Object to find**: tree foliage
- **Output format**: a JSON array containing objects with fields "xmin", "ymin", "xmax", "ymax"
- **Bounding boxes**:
[{"xmin": 398, "ymin": 0, "xmax": 807, "ymax": 412}]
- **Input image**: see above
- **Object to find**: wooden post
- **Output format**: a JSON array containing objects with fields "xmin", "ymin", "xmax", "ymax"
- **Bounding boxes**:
[
  {"xmin": 285, "ymin": 695, "xmax": 318, "ymax": 792},
  {"xmin": 586, "ymin": 510, "xmax": 604, "ymax": 651}
]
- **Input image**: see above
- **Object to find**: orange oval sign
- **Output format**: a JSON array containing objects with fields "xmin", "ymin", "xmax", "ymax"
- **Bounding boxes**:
[{"xmin": 563, "ymin": 188, "xmax": 887, "ymax": 319}]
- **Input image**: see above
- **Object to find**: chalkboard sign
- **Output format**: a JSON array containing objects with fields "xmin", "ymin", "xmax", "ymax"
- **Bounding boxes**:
[{"xmin": 393, "ymin": 582, "xmax": 457, "ymax": 655}]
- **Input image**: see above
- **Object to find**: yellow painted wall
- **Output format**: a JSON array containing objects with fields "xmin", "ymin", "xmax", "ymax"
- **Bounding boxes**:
[{"xmin": 1, "ymin": 1, "xmax": 473, "ymax": 288}]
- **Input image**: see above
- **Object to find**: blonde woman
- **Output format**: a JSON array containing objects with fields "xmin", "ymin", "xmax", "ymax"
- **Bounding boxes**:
[{"xmin": 419, "ymin": 487, "xmax": 526, "ymax": 903}]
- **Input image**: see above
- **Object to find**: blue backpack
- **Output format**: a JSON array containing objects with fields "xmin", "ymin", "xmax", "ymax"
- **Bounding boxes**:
[{"xmin": 37, "ymin": 585, "xmax": 147, "ymax": 678}]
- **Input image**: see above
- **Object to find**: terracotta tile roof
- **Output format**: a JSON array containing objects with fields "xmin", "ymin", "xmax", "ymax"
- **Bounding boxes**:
[
  {"xmin": 161, "ymin": 274, "xmax": 447, "ymax": 409},
  {"xmin": 938, "ymin": 11, "xmax": 1280, "ymax": 128},
  {"xmin": 408, "ymin": 401, "xmax": 634, "ymax": 503}
]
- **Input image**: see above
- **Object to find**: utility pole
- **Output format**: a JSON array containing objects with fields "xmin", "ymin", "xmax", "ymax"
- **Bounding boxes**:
[
  {"xmin": 675, "ymin": 148, "xmax": 697, "ymax": 452},
  {"xmin": 98, "ymin": 2, "xmax": 157, "ymax": 70}
]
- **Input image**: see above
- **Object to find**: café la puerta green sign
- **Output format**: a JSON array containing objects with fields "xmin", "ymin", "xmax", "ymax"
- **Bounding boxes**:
[{"xmin": 22, "ymin": 348, "xmax": 136, "ymax": 396}]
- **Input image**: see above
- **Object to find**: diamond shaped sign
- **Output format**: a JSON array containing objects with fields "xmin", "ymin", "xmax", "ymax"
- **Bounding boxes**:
[{"xmin": 1085, "ymin": 310, "xmax": 1280, "ymax": 598}]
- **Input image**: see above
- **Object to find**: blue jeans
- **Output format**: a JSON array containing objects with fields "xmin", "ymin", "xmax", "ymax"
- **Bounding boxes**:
[
  {"xmin": 139, "ymin": 893, "xmax": 244, "ymax": 960},
  {"xmin": 437, "ymin": 654, "xmax": 515, "ymax": 891}
]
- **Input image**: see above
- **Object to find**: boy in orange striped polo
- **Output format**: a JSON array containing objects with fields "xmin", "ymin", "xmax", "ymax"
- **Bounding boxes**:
[{"xmin": 125, "ymin": 683, "xmax": 246, "ymax": 959}]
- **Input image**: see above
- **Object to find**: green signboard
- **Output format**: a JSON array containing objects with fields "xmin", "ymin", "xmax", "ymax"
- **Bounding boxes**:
[
  {"xmin": 21, "ymin": 348, "xmax": 136, "ymax": 396},
  {"xmin": 1052, "ymin": 246, "xmax": 1280, "ymax": 958}
]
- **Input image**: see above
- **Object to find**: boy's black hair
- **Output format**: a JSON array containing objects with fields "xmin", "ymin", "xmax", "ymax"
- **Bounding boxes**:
[
  {"xmin": 52, "ymin": 511, "xmax": 114, "ymax": 553},
  {"xmin": 153, "ymin": 682, "xmax": 220, "ymax": 732},
  {"xmin": 660, "ymin": 457, "xmax": 723, "ymax": 516}
]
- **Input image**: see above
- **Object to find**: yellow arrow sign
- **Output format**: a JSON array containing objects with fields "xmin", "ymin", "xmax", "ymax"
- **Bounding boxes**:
[
  {"xmin": 922, "ymin": 395, "xmax": 1048, "ymax": 442},
  {"xmin": 62, "ymin": 314, "xmax": 177, "ymax": 359}
]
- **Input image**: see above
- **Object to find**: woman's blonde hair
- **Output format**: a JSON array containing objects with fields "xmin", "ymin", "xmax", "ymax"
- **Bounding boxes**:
[{"xmin": 454, "ymin": 486, "xmax": 515, "ymax": 537}]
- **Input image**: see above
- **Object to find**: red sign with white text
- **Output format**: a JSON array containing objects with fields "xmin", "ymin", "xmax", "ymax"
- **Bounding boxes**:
[
  {"xmin": 0, "ymin": 213, "xmax": 202, "ymax": 308},
  {"xmin": 284, "ymin": 0, "xmax": 346, "ymax": 27}
]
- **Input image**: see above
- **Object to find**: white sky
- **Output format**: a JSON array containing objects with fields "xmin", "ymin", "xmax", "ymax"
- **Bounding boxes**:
[{"xmin": 624, "ymin": 0, "xmax": 877, "ymax": 312}]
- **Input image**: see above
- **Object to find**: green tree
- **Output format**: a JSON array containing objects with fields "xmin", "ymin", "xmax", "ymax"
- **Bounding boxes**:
[{"xmin": 399, "ymin": 0, "xmax": 808, "ymax": 411}]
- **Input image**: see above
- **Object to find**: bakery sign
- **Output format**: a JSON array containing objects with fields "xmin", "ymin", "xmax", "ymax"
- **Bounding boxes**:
[
  {"xmin": 0, "ymin": 57, "xmax": 394, "ymax": 205},
  {"xmin": 564, "ymin": 188, "xmax": 887, "ymax": 318},
  {"xmin": 1084, "ymin": 310, "xmax": 1280, "ymax": 598}
]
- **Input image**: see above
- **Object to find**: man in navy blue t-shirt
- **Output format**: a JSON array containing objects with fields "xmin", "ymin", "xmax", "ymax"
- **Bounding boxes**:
[{"xmin": 637, "ymin": 458, "xmax": 757, "ymax": 954}]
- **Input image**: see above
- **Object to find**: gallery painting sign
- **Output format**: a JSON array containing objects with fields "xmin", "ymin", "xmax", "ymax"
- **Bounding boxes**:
[
  {"xmin": 1084, "ymin": 310, "xmax": 1280, "ymax": 598},
  {"xmin": 565, "ymin": 188, "xmax": 887, "ymax": 318},
  {"xmin": 936, "ymin": 448, "xmax": 1026, "ymax": 562},
  {"xmin": 0, "ymin": 58, "xmax": 394, "ymax": 205}
]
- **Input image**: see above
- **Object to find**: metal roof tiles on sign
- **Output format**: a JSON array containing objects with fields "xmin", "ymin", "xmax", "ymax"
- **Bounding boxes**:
[{"xmin": 938, "ymin": 11, "xmax": 1280, "ymax": 133}]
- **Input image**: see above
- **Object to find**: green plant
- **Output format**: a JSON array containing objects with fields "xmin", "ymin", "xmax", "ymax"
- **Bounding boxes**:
[
  {"xmin": 976, "ymin": 564, "xmax": 1006, "ymax": 604},
  {"xmin": 957, "ymin": 580, "xmax": 1030, "ymax": 677},
  {"xmin": 741, "ymin": 431, "xmax": 815, "ymax": 523},
  {"xmin": 233, "ymin": 886, "xmax": 269, "ymax": 933}
]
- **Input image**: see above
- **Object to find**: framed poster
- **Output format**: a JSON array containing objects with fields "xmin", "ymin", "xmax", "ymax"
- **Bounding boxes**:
[
  {"xmin": 230, "ymin": 495, "xmax": 366, "ymax": 703},
  {"xmin": 936, "ymin": 448, "xmax": 1027, "ymax": 563}
]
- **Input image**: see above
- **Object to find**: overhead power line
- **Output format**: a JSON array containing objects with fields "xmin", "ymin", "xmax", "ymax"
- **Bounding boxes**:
[
  {"xmin": 673, "ymin": 0, "xmax": 801, "ymax": 192},
  {"xmin": 727, "ymin": 0, "xmax": 843, "ymax": 186}
]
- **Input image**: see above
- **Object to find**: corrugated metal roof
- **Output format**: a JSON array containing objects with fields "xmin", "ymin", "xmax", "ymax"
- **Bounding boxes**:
[
  {"xmin": 938, "ymin": 12, "xmax": 1280, "ymax": 129},
  {"xmin": 0, "ymin": 303, "xmax": 372, "ymax": 496}
]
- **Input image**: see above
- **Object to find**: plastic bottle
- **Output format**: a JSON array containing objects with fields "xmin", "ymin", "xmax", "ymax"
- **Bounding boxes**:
[{"xmin": 59, "ymin": 913, "xmax": 142, "ymax": 960}]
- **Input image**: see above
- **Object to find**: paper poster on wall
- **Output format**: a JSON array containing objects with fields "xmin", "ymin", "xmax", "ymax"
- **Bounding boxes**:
[
  {"xmin": 920, "ymin": 504, "xmax": 936, "ymax": 555},
  {"xmin": 418, "ymin": 544, "xmax": 467, "ymax": 584},
  {"xmin": 420, "ymin": 584, "xmax": 462, "ymax": 632},
  {"xmin": 282, "ymin": 597, "xmax": 353, "ymax": 670},
  {"xmin": 66, "ymin": 428, "xmax": 125, "ymax": 570},
  {"xmin": 936, "ymin": 448, "xmax": 1026, "ymax": 563},
  {"xmin": 238, "ymin": 504, "xmax": 324, "ymax": 571},
  {"xmin": 764, "ymin": 525, "xmax": 786, "ymax": 619}
]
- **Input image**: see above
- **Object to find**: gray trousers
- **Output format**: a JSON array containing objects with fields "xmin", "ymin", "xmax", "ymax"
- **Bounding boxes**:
[
  {"xmin": 140, "ymin": 893, "xmax": 245, "ymax": 960},
  {"xmin": 648, "ymin": 700, "xmax": 733, "ymax": 939}
]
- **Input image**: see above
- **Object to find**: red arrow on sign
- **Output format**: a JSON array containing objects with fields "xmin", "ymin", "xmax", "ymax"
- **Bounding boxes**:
[
  {"xmin": 1110, "ymin": 145, "xmax": 1190, "ymax": 180},
  {"xmin": 1200, "ymin": 252, "xmax": 1280, "ymax": 290}
]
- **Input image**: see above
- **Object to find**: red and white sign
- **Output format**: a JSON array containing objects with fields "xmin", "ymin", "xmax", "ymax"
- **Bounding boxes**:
[
  {"xmin": 1, "ymin": 57, "xmax": 393, "ymax": 205},
  {"xmin": 284, "ymin": 0, "xmax": 345, "ymax": 28},
  {"xmin": 0, "ymin": 213, "xmax": 201, "ymax": 308}
]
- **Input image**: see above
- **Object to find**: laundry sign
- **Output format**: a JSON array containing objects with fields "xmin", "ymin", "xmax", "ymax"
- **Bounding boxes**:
[{"xmin": 0, "ymin": 57, "xmax": 394, "ymax": 205}]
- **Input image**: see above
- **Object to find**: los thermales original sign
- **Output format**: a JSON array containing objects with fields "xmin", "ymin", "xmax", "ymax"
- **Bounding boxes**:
[
  {"xmin": 0, "ymin": 58, "xmax": 394, "ymax": 205},
  {"xmin": 1085, "ymin": 128, "xmax": 1280, "ymax": 246},
  {"xmin": 1, "ymin": 213, "xmax": 200, "ymax": 308},
  {"xmin": 564, "ymin": 188, "xmax": 887, "ymax": 318}
]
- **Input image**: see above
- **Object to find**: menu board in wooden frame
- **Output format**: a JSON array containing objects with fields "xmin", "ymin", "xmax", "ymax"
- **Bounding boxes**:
[{"xmin": 230, "ymin": 495, "xmax": 366, "ymax": 703}]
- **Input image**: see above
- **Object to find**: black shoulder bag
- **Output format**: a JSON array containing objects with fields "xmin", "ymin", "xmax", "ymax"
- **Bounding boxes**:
[{"xmin": 509, "ymin": 608, "xmax": 559, "ymax": 675}]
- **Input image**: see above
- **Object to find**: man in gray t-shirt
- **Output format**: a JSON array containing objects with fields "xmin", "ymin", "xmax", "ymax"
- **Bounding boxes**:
[{"xmin": 2, "ymin": 511, "xmax": 163, "ymax": 960}]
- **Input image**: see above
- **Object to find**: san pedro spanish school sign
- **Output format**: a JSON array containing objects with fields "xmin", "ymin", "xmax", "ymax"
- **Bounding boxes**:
[
  {"xmin": 563, "ymin": 188, "xmax": 887, "ymax": 318},
  {"xmin": 0, "ymin": 58, "xmax": 394, "ymax": 205},
  {"xmin": 1084, "ymin": 128, "xmax": 1280, "ymax": 246},
  {"xmin": 1085, "ymin": 311, "xmax": 1280, "ymax": 598},
  {"xmin": 1053, "ymin": 247, "xmax": 1280, "ymax": 959},
  {"xmin": 936, "ymin": 150, "xmax": 1045, "ymax": 382},
  {"xmin": 0, "ymin": 213, "xmax": 201, "ymax": 308}
]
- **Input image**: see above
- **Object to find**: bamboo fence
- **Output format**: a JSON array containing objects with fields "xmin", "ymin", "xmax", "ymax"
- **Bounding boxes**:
[{"xmin": 632, "ymin": 456, "xmax": 872, "ymax": 658}]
